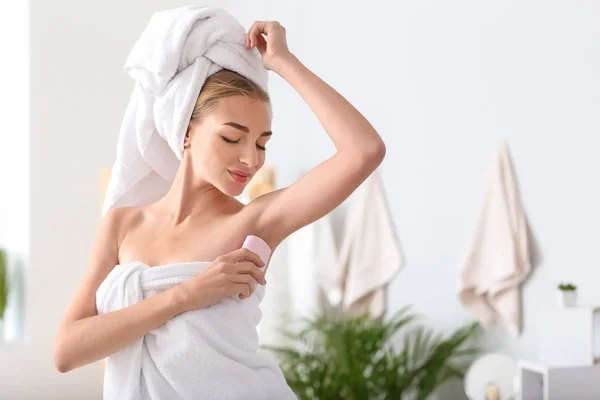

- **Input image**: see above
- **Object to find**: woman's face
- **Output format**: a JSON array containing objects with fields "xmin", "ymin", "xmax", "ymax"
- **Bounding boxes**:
[{"xmin": 186, "ymin": 95, "xmax": 272, "ymax": 197}]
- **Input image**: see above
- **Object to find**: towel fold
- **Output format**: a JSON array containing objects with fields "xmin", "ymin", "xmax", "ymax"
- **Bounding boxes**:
[
  {"xmin": 95, "ymin": 235, "xmax": 297, "ymax": 400},
  {"xmin": 336, "ymin": 169, "xmax": 403, "ymax": 319},
  {"xmin": 102, "ymin": 5, "xmax": 268, "ymax": 215},
  {"xmin": 458, "ymin": 140, "xmax": 532, "ymax": 337}
]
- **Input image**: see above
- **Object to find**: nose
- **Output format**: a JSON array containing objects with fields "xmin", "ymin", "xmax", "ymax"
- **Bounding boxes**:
[{"xmin": 239, "ymin": 143, "xmax": 259, "ymax": 168}]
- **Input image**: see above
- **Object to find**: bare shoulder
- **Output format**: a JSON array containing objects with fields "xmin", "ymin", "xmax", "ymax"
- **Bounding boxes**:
[
  {"xmin": 102, "ymin": 206, "xmax": 128, "ymax": 229},
  {"xmin": 93, "ymin": 206, "xmax": 138, "ymax": 269},
  {"xmin": 105, "ymin": 206, "xmax": 144, "ymax": 242},
  {"xmin": 91, "ymin": 206, "xmax": 146, "ymax": 274}
]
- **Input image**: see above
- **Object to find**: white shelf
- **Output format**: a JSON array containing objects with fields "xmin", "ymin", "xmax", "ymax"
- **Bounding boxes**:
[{"xmin": 517, "ymin": 360, "xmax": 600, "ymax": 400}]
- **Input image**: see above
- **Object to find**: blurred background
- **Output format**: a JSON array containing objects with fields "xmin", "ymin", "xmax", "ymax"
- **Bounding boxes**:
[{"xmin": 1, "ymin": 0, "xmax": 600, "ymax": 398}]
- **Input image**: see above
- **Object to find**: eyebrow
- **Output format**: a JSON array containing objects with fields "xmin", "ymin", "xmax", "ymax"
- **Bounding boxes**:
[{"xmin": 222, "ymin": 122, "xmax": 272, "ymax": 137}]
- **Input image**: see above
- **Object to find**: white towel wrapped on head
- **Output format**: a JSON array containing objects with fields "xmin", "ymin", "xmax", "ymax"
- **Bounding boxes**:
[{"xmin": 102, "ymin": 5, "xmax": 268, "ymax": 215}]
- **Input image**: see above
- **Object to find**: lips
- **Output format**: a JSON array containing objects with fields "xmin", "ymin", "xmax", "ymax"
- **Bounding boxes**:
[
  {"xmin": 230, "ymin": 170, "xmax": 250, "ymax": 178},
  {"xmin": 229, "ymin": 170, "xmax": 251, "ymax": 183}
]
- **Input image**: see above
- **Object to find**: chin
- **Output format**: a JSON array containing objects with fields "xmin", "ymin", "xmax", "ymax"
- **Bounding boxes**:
[
  {"xmin": 218, "ymin": 171, "xmax": 251, "ymax": 197},
  {"xmin": 219, "ymin": 182, "xmax": 246, "ymax": 197}
]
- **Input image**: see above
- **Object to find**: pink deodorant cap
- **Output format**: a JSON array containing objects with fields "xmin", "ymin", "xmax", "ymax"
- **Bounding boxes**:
[{"xmin": 242, "ymin": 235, "xmax": 272, "ymax": 265}]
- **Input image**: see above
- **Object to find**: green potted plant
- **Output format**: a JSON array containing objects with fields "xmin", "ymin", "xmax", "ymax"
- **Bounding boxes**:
[
  {"xmin": 263, "ymin": 307, "xmax": 480, "ymax": 399},
  {"xmin": 557, "ymin": 283, "xmax": 577, "ymax": 308},
  {"xmin": 0, "ymin": 248, "xmax": 10, "ymax": 342}
]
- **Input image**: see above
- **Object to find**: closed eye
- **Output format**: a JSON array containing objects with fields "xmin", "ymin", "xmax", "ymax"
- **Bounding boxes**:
[
  {"xmin": 221, "ymin": 136, "xmax": 267, "ymax": 151},
  {"xmin": 221, "ymin": 136, "xmax": 240, "ymax": 144}
]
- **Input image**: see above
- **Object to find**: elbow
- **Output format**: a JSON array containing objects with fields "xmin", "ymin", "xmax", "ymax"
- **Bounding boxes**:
[
  {"xmin": 339, "ymin": 135, "xmax": 386, "ymax": 173},
  {"xmin": 371, "ymin": 138, "xmax": 387, "ymax": 163},
  {"xmin": 54, "ymin": 352, "xmax": 73, "ymax": 374},
  {"xmin": 53, "ymin": 354, "xmax": 69, "ymax": 374},
  {"xmin": 53, "ymin": 334, "xmax": 72, "ymax": 373},
  {"xmin": 55, "ymin": 361, "xmax": 70, "ymax": 374},
  {"xmin": 53, "ymin": 345, "xmax": 68, "ymax": 374},
  {"xmin": 362, "ymin": 137, "xmax": 386, "ymax": 168}
]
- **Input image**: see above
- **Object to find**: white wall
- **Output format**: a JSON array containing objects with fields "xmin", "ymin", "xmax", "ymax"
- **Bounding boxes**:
[
  {"xmin": 1, "ymin": 0, "xmax": 599, "ymax": 398},
  {"xmin": 229, "ymin": 0, "xmax": 600, "ymax": 358}
]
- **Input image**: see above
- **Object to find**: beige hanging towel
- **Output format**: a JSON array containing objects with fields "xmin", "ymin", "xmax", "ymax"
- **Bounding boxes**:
[
  {"xmin": 337, "ymin": 169, "xmax": 404, "ymax": 320},
  {"xmin": 458, "ymin": 139, "xmax": 532, "ymax": 337}
]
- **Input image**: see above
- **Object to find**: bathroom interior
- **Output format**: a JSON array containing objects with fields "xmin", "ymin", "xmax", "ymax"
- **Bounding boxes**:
[{"xmin": 1, "ymin": 1, "xmax": 599, "ymax": 399}]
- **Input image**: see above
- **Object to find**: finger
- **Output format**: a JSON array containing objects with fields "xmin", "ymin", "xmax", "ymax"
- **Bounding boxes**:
[
  {"xmin": 232, "ymin": 283, "xmax": 251, "ymax": 299},
  {"xmin": 254, "ymin": 34, "xmax": 267, "ymax": 52},
  {"xmin": 246, "ymin": 22, "xmax": 260, "ymax": 48},
  {"xmin": 231, "ymin": 274, "xmax": 256, "ymax": 293},
  {"xmin": 235, "ymin": 261, "xmax": 265, "ymax": 285},
  {"xmin": 254, "ymin": 21, "xmax": 271, "ymax": 34},
  {"xmin": 233, "ymin": 248, "xmax": 266, "ymax": 267},
  {"xmin": 239, "ymin": 281, "xmax": 253, "ymax": 299},
  {"xmin": 236, "ymin": 261, "xmax": 266, "ymax": 285},
  {"xmin": 248, "ymin": 21, "xmax": 269, "ymax": 47},
  {"xmin": 220, "ymin": 247, "xmax": 261, "ymax": 266},
  {"xmin": 246, "ymin": 21, "xmax": 258, "ymax": 47}
]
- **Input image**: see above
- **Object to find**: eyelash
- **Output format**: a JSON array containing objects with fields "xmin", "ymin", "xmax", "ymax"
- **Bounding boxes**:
[{"xmin": 220, "ymin": 136, "xmax": 267, "ymax": 151}]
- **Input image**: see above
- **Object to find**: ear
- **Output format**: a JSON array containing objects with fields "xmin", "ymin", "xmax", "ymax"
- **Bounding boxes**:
[{"xmin": 184, "ymin": 127, "xmax": 191, "ymax": 148}]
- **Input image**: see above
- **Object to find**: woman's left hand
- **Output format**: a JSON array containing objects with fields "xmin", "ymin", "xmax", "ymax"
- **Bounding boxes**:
[{"xmin": 246, "ymin": 21, "xmax": 292, "ymax": 71}]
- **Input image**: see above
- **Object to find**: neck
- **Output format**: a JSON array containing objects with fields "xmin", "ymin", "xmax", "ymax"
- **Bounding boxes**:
[{"xmin": 151, "ymin": 153, "xmax": 233, "ymax": 226}]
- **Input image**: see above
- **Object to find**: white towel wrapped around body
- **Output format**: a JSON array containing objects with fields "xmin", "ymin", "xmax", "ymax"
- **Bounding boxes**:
[
  {"xmin": 96, "ymin": 236, "xmax": 297, "ymax": 400},
  {"xmin": 458, "ymin": 140, "xmax": 532, "ymax": 337},
  {"xmin": 102, "ymin": 5, "xmax": 268, "ymax": 216}
]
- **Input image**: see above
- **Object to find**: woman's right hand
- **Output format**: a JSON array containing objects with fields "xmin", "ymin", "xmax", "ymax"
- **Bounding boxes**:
[{"xmin": 179, "ymin": 248, "xmax": 267, "ymax": 312}]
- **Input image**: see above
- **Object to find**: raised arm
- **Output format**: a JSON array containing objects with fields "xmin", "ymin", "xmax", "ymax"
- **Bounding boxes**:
[{"xmin": 252, "ymin": 52, "xmax": 386, "ymax": 246}]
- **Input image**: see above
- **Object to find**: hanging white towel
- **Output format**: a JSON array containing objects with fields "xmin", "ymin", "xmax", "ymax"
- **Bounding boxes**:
[
  {"xmin": 257, "ymin": 241, "xmax": 293, "ymax": 348},
  {"xmin": 102, "ymin": 5, "xmax": 268, "ymax": 215},
  {"xmin": 336, "ymin": 169, "xmax": 404, "ymax": 319},
  {"xmin": 458, "ymin": 139, "xmax": 532, "ymax": 337},
  {"xmin": 288, "ymin": 211, "xmax": 338, "ymax": 320}
]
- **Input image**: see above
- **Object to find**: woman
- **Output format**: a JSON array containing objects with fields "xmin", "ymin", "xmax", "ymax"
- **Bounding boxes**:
[{"xmin": 53, "ymin": 18, "xmax": 385, "ymax": 398}]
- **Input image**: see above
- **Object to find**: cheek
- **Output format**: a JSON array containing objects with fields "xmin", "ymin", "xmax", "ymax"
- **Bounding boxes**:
[
  {"xmin": 195, "ymin": 139, "xmax": 219, "ymax": 171},
  {"xmin": 205, "ymin": 140, "xmax": 238, "ymax": 167},
  {"xmin": 258, "ymin": 151, "xmax": 267, "ymax": 165}
]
